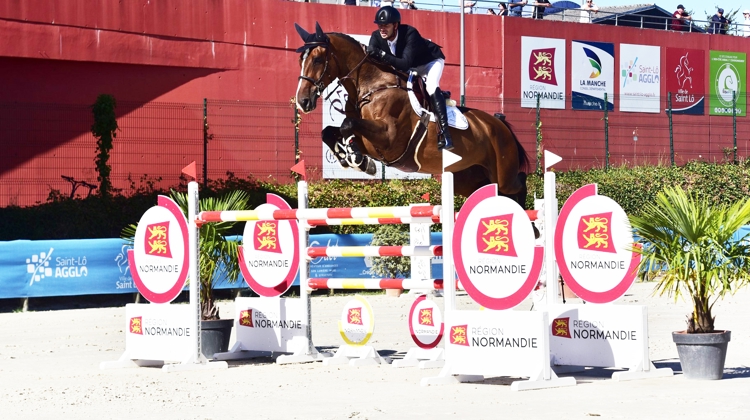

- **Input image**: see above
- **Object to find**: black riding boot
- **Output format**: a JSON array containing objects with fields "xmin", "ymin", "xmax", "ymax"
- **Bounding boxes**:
[{"xmin": 430, "ymin": 88, "xmax": 454, "ymax": 151}]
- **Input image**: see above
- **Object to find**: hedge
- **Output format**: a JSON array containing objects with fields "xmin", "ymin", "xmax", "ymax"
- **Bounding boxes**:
[{"xmin": 1, "ymin": 161, "xmax": 748, "ymax": 240}]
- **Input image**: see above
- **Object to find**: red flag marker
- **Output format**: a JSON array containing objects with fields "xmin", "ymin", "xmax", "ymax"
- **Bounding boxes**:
[
  {"xmin": 291, "ymin": 160, "xmax": 306, "ymax": 181},
  {"xmin": 182, "ymin": 161, "xmax": 197, "ymax": 180}
]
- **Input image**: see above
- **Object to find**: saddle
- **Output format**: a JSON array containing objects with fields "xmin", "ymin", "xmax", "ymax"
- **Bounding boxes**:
[{"xmin": 406, "ymin": 73, "xmax": 469, "ymax": 130}]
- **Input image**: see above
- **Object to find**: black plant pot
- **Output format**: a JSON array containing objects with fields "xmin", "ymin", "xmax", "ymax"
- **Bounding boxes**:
[
  {"xmin": 200, "ymin": 319, "xmax": 234, "ymax": 359},
  {"xmin": 672, "ymin": 330, "xmax": 731, "ymax": 380}
]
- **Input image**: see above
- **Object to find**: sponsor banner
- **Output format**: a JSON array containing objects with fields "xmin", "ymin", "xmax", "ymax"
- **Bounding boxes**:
[
  {"xmin": 338, "ymin": 296, "xmax": 375, "ymax": 345},
  {"xmin": 554, "ymin": 184, "xmax": 639, "ymax": 304},
  {"xmin": 124, "ymin": 304, "xmax": 193, "ymax": 362},
  {"xmin": 521, "ymin": 36, "xmax": 566, "ymax": 109},
  {"xmin": 129, "ymin": 196, "xmax": 189, "ymax": 304},
  {"xmin": 0, "ymin": 232, "xmax": 445, "ymax": 299},
  {"xmin": 548, "ymin": 304, "xmax": 647, "ymax": 368},
  {"xmin": 709, "ymin": 50, "xmax": 747, "ymax": 117},
  {"xmin": 322, "ymin": 34, "xmax": 429, "ymax": 180},
  {"xmin": 234, "ymin": 297, "xmax": 307, "ymax": 353},
  {"xmin": 308, "ymin": 232, "xmax": 444, "ymax": 280},
  {"xmin": 666, "ymin": 48, "xmax": 705, "ymax": 115},
  {"xmin": 240, "ymin": 194, "xmax": 299, "ymax": 297},
  {"xmin": 619, "ymin": 44, "xmax": 661, "ymax": 113},
  {"xmin": 0, "ymin": 238, "xmax": 137, "ymax": 298},
  {"xmin": 408, "ymin": 295, "xmax": 444, "ymax": 349},
  {"xmin": 571, "ymin": 41, "xmax": 614, "ymax": 111},
  {"xmin": 444, "ymin": 309, "xmax": 548, "ymax": 378},
  {"xmin": 453, "ymin": 185, "xmax": 544, "ymax": 310}
]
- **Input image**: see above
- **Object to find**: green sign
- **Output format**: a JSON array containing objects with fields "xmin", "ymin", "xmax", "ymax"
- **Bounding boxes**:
[{"xmin": 709, "ymin": 51, "xmax": 746, "ymax": 117}]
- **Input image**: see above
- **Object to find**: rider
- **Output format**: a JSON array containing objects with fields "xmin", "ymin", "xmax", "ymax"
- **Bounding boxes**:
[{"xmin": 367, "ymin": 6, "xmax": 453, "ymax": 150}]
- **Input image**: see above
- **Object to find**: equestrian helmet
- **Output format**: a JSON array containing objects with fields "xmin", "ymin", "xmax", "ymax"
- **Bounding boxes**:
[{"xmin": 374, "ymin": 6, "xmax": 401, "ymax": 25}]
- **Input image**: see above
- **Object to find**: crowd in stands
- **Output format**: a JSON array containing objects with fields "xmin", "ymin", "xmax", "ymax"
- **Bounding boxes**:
[{"xmin": 338, "ymin": 1, "xmax": 750, "ymax": 37}]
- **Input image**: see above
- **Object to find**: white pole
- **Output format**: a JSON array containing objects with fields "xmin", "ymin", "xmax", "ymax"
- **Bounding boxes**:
[
  {"xmin": 298, "ymin": 180, "xmax": 313, "ymax": 356},
  {"xmin": 188, "ymin": 181, "xmax": 201, "ymax": 361},
  {"xmin": 543, "ymin": 171, "xmax": 558, "ymax": 306},
  {"xmin": 460, "ymin": 0, "xmax": 466, "ymax": 106},
  {"xmin": 441, "ymin": 169, "xmax": 455, "ymax": 312}
]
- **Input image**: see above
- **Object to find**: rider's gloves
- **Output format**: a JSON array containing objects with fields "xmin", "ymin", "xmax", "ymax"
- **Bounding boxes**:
[{"xmin": 366, "ymin": 46, "xmax": 387, "ymax": 60}]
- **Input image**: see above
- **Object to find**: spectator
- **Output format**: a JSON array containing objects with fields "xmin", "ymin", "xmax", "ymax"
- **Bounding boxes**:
[
  {"xmin": 498, "ymin": 2, "xmax": 509, "ymax": 16},
  {"xmin": 580, "ymin": 0, "xmax": 599, "ymax": 23},
  {"xmin": 582, "ymin": 0, "xmax": 599, "ymax": 13},
  {"xmin": 344, "ymin": 0, "xmax": 357, "ymax": 5},
  {"xmin": 463, "ymin": 1, "xmax": 477, "ymax": 14},
  {"xmin": 709, "ymin": 8, "xmax": 728, "ymax": 34},
  {"xmin": 671, "ymin": 4, "xmax": 692, "ymax": 31},
  {"xmin": 487, "ymin": 8, "xmax": 497, "ymax": 15},
  {"xmin": 509, "ymin": 1, "xmax": 527, "ymax": 17},
  {"xmin": 744, "ymin": 10, "xmax": 750, "ymax": 37},
  {"xmin": 399, "ymin": 0, "xmax": 417, "ymax": 9},
  {"xmin": 531, "ymin": 0, "xmax": 550, "ymax": 19}
]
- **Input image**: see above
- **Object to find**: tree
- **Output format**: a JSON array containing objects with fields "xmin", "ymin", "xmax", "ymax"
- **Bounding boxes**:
[{"xmin": 91, "ymin": 94, "xmax": 118, "ymax": 198}]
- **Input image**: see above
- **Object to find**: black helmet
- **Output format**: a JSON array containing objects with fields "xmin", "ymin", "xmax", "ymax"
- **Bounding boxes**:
[{"xmin": 374, "ymin": 6, "xmax": 401, "ymax": 25}]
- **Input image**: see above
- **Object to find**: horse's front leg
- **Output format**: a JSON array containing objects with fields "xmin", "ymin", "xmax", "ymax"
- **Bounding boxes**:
[{"xmin": 335, "ymin": 117, "xmax": 390, "ymax": 176}]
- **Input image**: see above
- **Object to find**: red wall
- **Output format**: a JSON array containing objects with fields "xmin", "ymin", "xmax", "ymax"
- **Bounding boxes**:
[{"xmin": 1, "ymin": 1, "xmax": 749, "ymax": 206}]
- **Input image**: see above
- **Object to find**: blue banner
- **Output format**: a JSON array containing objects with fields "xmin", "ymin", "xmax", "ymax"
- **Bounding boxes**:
[
  {"xmin": 0, "ymin": 233, "xmax": 445, "ymax": 299},
  {"xmin": 0, "ymin": 238, "xmax": 137, "ymax": 298}
]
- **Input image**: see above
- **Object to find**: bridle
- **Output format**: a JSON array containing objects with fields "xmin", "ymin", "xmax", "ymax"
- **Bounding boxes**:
[
  {"xmin": 298, "ymin": 41, "xmax": 332, "ymax": 100},
  {"xmin": 298, "ymin": 38, "xmax": 401, "ymax": 107}
]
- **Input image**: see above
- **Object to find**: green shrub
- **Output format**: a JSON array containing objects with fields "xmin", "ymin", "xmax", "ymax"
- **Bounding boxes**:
[{"xmin": 3, "ymin": 161, "xmax": 750, "ymax": 240}]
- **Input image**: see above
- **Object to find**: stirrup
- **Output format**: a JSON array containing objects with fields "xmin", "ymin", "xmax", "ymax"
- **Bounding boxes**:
[{"xmin": 437, "ymin": 131, "xmax": 454, "ymax": 151}]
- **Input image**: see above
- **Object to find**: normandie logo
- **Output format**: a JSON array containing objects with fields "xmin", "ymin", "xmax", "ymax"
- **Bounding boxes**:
[
  {"xmin": 239, "ymin": 309, "xmax": 253, "ymax": 327},
  {"xmin": 347, "ymin": 307, "xmax": 363, "ymax": 325},
  {"xmin": 449, "ymin": 325, "xmax": 469, "ymax": 346},
  {"xmin": 145, "ymin": 221, "xmax": 172, "ymax": 258},
  {"xmin": 551, "ymin": 317, "xmax": 571, "ymax": 339},
  {"xmin": 254, "ymin": 221, "xmax": 282, "ymax": 254},
  {"xmin": 477, "ymin": 214, "xmax": 517, "ymax": 257},
  {"xmin": 529, "ymin": 48, "xmax": 558, "ymax": 86},
  {"xmin": 577, "ymin": 212, "xmax": 615, "ymax": 253},
  {"xmin": 418, "ymin": 308, "xmax": 434, "ymax": 326},
  {"xmin": 129, "ymin": 317, "xmax": 143, "ymax": 335}
]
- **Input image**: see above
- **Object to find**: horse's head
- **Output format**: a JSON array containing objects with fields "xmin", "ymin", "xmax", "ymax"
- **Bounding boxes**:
[{"xmin": 294, "ymin": 22, "xmax": 337, "ymax": 114}]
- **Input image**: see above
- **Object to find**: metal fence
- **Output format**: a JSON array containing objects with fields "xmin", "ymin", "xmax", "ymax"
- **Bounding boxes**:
[{"xmin": 1, "ymin": 95, "xmax": 748, "ymax": 207}]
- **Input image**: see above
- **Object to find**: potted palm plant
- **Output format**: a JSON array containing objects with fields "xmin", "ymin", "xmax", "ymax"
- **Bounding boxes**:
[
  {"xmin": 124, "ymin": 189, "xmax": 250, "ymax": 357},
  {"xmin": 629, "ymin": 185, "xmax": 750, "ymax": 379}
]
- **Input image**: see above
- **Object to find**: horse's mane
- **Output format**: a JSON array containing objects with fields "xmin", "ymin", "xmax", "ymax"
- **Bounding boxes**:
[{"xmin": 328, "ymin": 32, "xmax": 365, "ymax": 50}]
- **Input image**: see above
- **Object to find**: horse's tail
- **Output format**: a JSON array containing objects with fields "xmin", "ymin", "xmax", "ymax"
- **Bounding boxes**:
[{"xmin": 494, "ymin": 115, "xmax": 529, "ymax": 173}]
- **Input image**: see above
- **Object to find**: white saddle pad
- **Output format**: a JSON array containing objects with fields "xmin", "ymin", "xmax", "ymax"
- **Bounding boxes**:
[{"xmin": 407, "ymin": 73, "xmax": 469, "ymax": 130}]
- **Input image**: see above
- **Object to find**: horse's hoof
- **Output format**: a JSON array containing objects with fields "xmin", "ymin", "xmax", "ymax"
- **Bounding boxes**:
[
  {"xmin": 338, "ymin": 158, "xmax": 350, "ymax": 168},
  {"xmin": 363, "ymin": 158, "xmax": 377, "ymax": 176}
]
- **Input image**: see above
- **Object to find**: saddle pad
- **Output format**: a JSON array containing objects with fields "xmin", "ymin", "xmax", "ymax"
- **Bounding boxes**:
[{"xmin": 407, "ymin": 74, "xmax": 469, "ymax": 130}]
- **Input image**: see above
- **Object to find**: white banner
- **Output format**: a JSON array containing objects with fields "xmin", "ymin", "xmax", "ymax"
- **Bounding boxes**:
[
  {"xmin": 124, "ymin": 304, "xmax": 193, "ymax": 362},
  {"xmin": 233, "ymin": 297, "xmax": 308, "ymax": 353},
  {"xmin": 571, "ymin": 40, "xmax": 614, "ymax": 111},
  {"xmin": 548, "ymin": 304, "xmax": 648, "ymax": 369},
  {"xmin": 521, "ymin": 36, "xmax": 566, "ymax": 109},
  {"xmin": 619, "ymin": 44, "xmax": 661, "ymax": 113},
  {"xmin": 322, "ymin": 33, "xmax": 429, "ymax": 180}
]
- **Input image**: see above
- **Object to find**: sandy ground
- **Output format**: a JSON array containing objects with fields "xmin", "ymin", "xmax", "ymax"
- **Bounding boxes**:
[{"xmin": 1, "ymin": 282, "xmax": 749, "ymax": 420}]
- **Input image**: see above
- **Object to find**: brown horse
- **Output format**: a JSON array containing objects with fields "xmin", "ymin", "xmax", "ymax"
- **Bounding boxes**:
[{"xmin": 294, "ymin": 23, "xmax": 530, "ymax": 206}]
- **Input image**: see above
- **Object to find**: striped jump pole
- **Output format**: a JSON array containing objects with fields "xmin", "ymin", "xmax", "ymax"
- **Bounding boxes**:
[
  {"xmin": 198, "ymin": 205, "xmax": 441, "ymax": 223},
  {"xmin": 307, "ymin": 245, "xmax": 442, "ymax": 258},
  {"xmin": 305, "ymin": 211, "xmax": 536, "ymax": 226},
  {"xmin": 308, "ymin": 278, "xmax": 461, "ymax": 291},
  {"xmin": 307, "ymin": 216, "xmax": 440, "ymax": 226}
]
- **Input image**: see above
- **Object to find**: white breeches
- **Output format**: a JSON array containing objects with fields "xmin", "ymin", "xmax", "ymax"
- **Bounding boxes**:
[{"xmin": 415, "ymin": 58, "xmax": 444, "ymax": 95}]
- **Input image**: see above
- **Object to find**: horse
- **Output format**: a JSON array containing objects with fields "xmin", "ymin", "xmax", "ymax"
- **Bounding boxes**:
[{"xmin": 293, "ymin": 23, "xmax": 530, "ymax": 207}]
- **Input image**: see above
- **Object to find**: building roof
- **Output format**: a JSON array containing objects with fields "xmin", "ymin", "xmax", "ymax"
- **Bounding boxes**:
[{"xmin": 544, "ymin": 2, "xmax": 706, "ymax": 33}]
